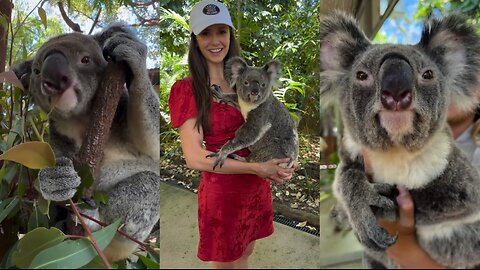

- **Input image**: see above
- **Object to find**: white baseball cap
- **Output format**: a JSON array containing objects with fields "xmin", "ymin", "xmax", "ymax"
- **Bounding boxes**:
[{"xmin": 189, "ymin": 0, "xmax": 234, "ymax": 35}]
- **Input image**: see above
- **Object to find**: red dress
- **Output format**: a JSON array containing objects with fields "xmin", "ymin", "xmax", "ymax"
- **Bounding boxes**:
[{"xmin": 168, "ymin": 77, "xmax": 274, "ymax": 262}]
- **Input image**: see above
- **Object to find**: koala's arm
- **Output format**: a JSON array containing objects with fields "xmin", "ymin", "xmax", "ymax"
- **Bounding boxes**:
[
  {"xmin": 102, "ymin": 28, "xmax": 160, "ymax": 161},
  {"xmin": 36, "ymin": 121, "xmax": 81, "ymax": 201},
  {"xmin": 207, "ymin": 108, "xmax": 272, "ymax": 169},
  {"xmin": 211, "ymin": 84, "xmax": 238, "ymax": 106},
  {"xmin": 334, "ymin": 147, "xmax": 397, "ymax": 251}
]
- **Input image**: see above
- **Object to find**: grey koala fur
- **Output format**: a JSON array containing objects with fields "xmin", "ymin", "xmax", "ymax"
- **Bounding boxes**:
[
  {"xmin": 320, "ymin": 11, "xmax": 480, "ymax": 269},
  {"xmin": 12, "ymin": 24, "xmax": 159, "ymax": 262},
  {"xmin": 208, "ymin": 56, "xmax": 299, "ymax": 170}
]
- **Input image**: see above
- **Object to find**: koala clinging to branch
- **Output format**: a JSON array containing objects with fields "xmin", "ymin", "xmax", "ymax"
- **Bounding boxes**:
[
  {"xmin": 208, "ymin": 57, "xmax": 298, "ymax": 170},
  {"xmin": 321, "ymin": 12, "xmax": 480, "ymax": 268},
  {"xmin": 13, "ymin": 25, "xmax": 160, "ymax": 262}
]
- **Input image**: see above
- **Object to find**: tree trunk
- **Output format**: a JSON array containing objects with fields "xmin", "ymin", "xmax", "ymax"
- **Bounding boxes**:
[{"xmin": 0, "ymin": 1, "xmax": 12, "ymax": 74}]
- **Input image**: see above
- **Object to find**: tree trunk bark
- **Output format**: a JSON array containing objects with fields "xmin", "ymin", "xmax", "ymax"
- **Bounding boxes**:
[{"xmin": 0, "ymin": 0, "xmax": 13, "ymax": 75}]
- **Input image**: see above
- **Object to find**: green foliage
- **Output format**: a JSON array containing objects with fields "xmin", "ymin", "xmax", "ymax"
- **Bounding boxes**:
[
  {"xmin": 28, "ymin": 220, "xmax": 120, "ymax": 269},
  {"xmin": 8, "ymin": 220, "xmax": 120, "ymax": 269},
  {"xmin": 416, "ymin": 0, "xmax": 480, "ymax": 29}
]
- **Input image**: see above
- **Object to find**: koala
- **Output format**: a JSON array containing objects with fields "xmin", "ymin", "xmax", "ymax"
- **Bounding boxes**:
[
  {"xmin": 208, "ymin": 57, "xmax": 299, "ymax": 170},
  {"xmin": 320, "ymin": 12, "xmax": 480, "ymax": 269},
  {"xmin": 12, "ymin": 25, "xmax": 160, "ymax": 262}
]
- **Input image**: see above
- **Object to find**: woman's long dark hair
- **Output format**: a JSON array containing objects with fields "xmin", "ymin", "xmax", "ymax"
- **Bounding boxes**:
[{"xmin": 188, "ymin": 27, "xmax": 240, "ymax": 133}]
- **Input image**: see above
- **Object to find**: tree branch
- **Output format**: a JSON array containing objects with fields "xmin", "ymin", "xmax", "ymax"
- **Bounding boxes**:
[
  {"xmin": 88, "ymin": 7, "xmax": 102, "ymax": 35},
  {"xmin": 69, "ymin": 199, "xmax": 112, "ymax": 269},
  {"xmin": 58, "ymin": 203, "xmax": 159, "ymax": 260},
  {"xmin": 57, "ymin": 1, "xmax": 82, "ymax": 32},
  {"xmin": 73, "ymin": 61, "xmax": 126, "ymax": 206}
]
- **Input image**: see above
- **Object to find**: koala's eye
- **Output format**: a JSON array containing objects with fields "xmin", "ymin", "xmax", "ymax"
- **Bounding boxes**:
[
  {"xmin": 81, "ymin": 56, "xmax": 90, "ymax": 64},
  {"xmin": 261, "ymin": 83, "xmax": 266, "ymax": 87},
  {"xmin": 422, "ymin": 70, "xmax": 433, "ymax": 80},
  {"xmin": 356, "ymin": 71, "xmax": 368, "ymax": 81},
  {"xmin": 33, "ymin": 68, "xmax": 40, "ymax": 75},
  {"xmin": 244, "ymin": 81, "xmax": 249, "ymax": 86}
]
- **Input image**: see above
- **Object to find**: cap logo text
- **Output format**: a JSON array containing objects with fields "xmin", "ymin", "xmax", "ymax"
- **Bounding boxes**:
[{"xmin": 203, "ymin": 4, "xmax": 220, "ymax": 15}]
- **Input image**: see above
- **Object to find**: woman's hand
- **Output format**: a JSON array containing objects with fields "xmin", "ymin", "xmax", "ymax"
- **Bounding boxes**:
[
  {"xmin": 363, "ymin": 151, "xmax": 446, "ymax": 269},
  {"xmin": 255, "ymin": 158, "xmax": 295, "ymax": 184},
  {"xmin": 379, "ymin": 186, "xmax": 446, "ymax": 269}
]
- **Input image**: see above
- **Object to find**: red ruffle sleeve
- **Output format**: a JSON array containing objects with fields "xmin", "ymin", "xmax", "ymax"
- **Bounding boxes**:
[{"xmin": 168, "ymin": 77, "xmax": 198, "ymax": 128}]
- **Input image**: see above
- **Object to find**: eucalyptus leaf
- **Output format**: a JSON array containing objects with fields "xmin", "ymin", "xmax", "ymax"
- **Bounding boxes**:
[
  {"xmin": 29, "ymin": 219, "xmax": 121, "ymax": 269},
  {"xmin": 11, "ymin": 227, "xmax": 65, "ymax": 269},
  {"xmin": 138, "ymin": 255, "xmax": 159, "ymax": 269},
  {"xmin": 0, "ymin": 241, "xmax": 19, "ymax": 269},
  {"xmin": 28, "ymin": 203, "xmax": 50, "ymax": 231},
  {"xmin": 0, "ymin": 141, "xmax": 55, "ymax": 169},
  {"xmin": 0, "ymin": 70, "xmax": 25, "ymax": 90},
  {"xmin": 0, "ymin": 197, "xmax": 20, "ymax": 223},
  {"xmin": 38, "ymin": 7, "xmax": 47, "ymax": 29}
]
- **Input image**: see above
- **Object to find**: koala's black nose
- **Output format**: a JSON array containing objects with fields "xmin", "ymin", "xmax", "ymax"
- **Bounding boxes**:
[
  {"xmin": 380, "ymin": 57, "xmax": 413, "ymax": 111},
  {"xmin": 41, "ymin": 52, "xmax": 72, "ymax": 95},
  {"xmin": 250, "ymin": 81, "xmax": 260, "ymax": 95}
]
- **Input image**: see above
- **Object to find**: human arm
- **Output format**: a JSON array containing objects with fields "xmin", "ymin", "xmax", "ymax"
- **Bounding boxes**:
[
  {"xmin": 379, "ymin": 186, "xmax": 447, "ymax": 269},
  {"xmin": 178, "ymin": 118, "xmax": 293, "ymax": 183}
]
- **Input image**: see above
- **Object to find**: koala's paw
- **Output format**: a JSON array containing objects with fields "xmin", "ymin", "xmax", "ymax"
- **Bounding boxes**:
[
  {"xmin": 352, "ymin": 213, "xmax": 398, "ymax": 251},
  {"xmin": 206, "ymin": 151, "xmax": 228, "ymax": 170},
  {"xmin": 367, "ymin": 183, "xmax": 397, "ymax": 213},
  {"xmin": 103, "ymin": 32, "xmax": 147, "ymax": 77},
  {"xmin": 371, "ymin": 183, "xmax": 398, "ymax": 220},
  {"xmin": 329, "ymin": 203, "xmax": 352, "ymax": 231},
  {"xmin": 38, "ymin": 157, "xmax": 81, "ymax": 201},
  {"xmin": 211, "ymin": 85, "xmax": 225, "ymax": 100}
]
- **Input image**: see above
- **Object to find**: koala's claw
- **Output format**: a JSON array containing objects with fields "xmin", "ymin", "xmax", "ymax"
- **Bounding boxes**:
[
  {"xmin": 206, "ymin": 152, "xmax": 218, "ymax": 159},
  {"xmin": 353, "ymin": 214, "xmax": 397, "ymax": 251},
  {"xmin": 38, "ymin": 157, "xmax": 81, "ymax": 202},
  {"xmin": 206, "ymin": 152, "xmax": 224, "ymax": 170},
  {"xmin": 103, "ymin": 32, "xmax": 147, "ymax": 76}
]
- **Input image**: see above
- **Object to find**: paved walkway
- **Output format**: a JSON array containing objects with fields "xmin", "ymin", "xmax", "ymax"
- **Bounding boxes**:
[{"xmin": 160, "ymin": 181, "xmax": 321, "ymax": 269}]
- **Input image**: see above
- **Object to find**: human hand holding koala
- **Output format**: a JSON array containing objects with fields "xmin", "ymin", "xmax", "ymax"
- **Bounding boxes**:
[{"xmin": 321, "ymin": 11, "xmax": 480, "ymax": 268}]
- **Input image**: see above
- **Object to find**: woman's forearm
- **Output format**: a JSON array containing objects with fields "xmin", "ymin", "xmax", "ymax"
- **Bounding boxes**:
[{"xmin": 184, "ymin": 147, "xmax": 259, "ymax": 175}]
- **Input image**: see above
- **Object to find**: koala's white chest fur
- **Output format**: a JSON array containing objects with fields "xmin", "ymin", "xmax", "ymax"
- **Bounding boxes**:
[
  {"xmin": 54, "ymin": 119, "xmax": 88, "ymax": 149},
  {"xmin": 344, "ymin": 129, "xmax": 452, "ymax": 189},
  {"xmin": 417, "ymin": 211, "xmax": 480, "ymax": 241},
  {"xmin": 238, "ymin": 98, "xmax": 259, "ymax": 119}
]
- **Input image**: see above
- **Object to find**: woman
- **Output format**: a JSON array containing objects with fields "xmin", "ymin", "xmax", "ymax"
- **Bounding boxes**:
[{"xmin": 168, "ymin": 1, "xmax": 294, "ymax": 268}]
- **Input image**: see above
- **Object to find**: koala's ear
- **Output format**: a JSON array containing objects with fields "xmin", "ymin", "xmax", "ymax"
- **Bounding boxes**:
[
  {"xmin": 263, "ymin": 60, "xmax": 282, "ymax": 83},
  {"xmin": 418, "ymin": 15, "xmax": 480, "ymax": 113},
  {"xmin": 225, "ymin": 56, "xmax": 248, "ymax": 86},
  {"xmin": 320, "ymin": 11, "xmax": 371, "ymax": 108},
  {"xmin": 11, "ymin": 59, "xmax": 33, "ymax": 91},
  {"xmin": 93, "ymin": 22, "xmax": 136, "ymax": 46},
  {"xmin": 320, "ymin": 11, "xmax": 371, "ymax": 72}
]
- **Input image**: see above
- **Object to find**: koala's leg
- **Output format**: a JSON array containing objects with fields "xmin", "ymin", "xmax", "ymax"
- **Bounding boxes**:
[
  {"xmin": 334, "ymin": 149, "xmax": 397, "ymax": 251},
  {"xmin": 98, "ymin": 171, "xmax": 159, "ymax": 262},
  {"xmin": 329, "ymin": 202, "xmax": 352, "ymax": 231},
  {"xmin": 103, "ymin": 33, "xmax": 160, "ymax": 161}
]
